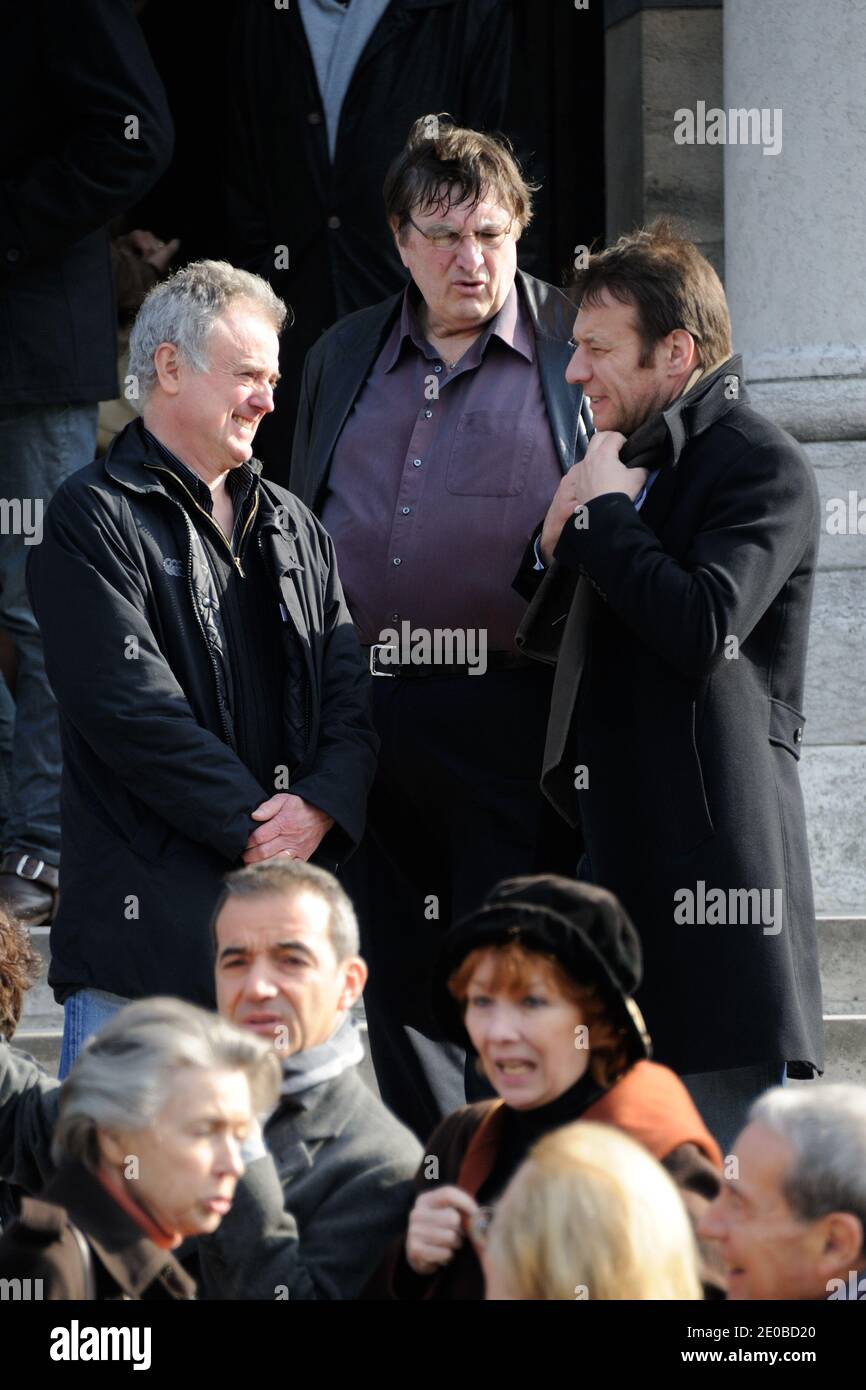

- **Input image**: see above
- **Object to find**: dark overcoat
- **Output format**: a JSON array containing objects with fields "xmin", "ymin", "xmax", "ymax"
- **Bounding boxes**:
[
  {"xmin": 516, "ymin": 359, "xmax": 824, "ymax": 1077},
  {"xmin": 0, "ymin": 0, "xmax": 173, "ymax": 404},
  {"xmin": 0, "ymin": 1159, "xmax": 195, "ymax": 1300}
]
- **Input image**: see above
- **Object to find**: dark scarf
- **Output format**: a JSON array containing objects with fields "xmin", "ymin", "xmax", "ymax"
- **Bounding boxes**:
[
  {"xmin": 477, "ymin": 1069, "xmax": 605, "ymax": 1204},
  {"xmin": 618, "ymin": 357, "xmax": 736, "ymax": 473}
]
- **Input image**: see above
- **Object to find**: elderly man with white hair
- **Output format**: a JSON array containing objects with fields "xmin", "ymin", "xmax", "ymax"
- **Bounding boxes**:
[
  {"xmin": 698, "ymin": 1084, "xmax": 866, "ymax": 1300},
  {"xmin": 27, "ymin": 260, "xmax": 377, "ymax": 1077}
]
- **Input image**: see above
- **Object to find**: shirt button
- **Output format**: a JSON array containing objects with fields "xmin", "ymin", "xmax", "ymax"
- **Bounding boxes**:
[
  {"xmin": 424, "ymin": 409, "xmax": 433, "ymax": 419},
  {"xmin": 391, "ymin": 613, "xmax": 399, "ymax": 622},
  {"xmin": 794, "ymin": 727, "xmax": 804, "ymax": 744},
  {"xmin": 412, "ymin": 458, "xmax": 422, "ymax": 467},
  {"xmin": 307, "ymin": 111, "xmax": 322, "ymax": 125},
  {"xmin": 401, "ymin": 506, "xmax": 411, "ymax": 515},
  {"xmin": 5, "ymin": 248, "xmax": 20, "ymax": 263},
  {"xmin": 433, "ymin": 364, "xmax": 443, "ymax": 373},
  {"xmin": 393, "ymin": 557, "xmax": 402, "ymax": 566},
  {"xmin": 327, "ymin": 215, "xmax": 341, "ymax": 230}
]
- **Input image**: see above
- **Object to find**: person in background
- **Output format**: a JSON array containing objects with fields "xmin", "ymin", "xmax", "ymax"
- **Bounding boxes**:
[
  {"xmin": 0, "ymin": 905, "xmax": 40, "ymax": 1231},
  {"xmin": 291, "ymin": 117, "xmax": 587, "ymax": 1141},
  {"xmin": 0, "ymin": 997, "xmax": 279, "ymax": 1299},
  {"xmin": 479, "ymin": 1121, "xmax": 702, "ymax": 1300},
  {"xmin": 518, "ymin": 220, "xmax": 823, "ymax": 1152},
  {"xmin": 0, "ymin": 0, "xmax": 174, "ymax": 925},
  {"xmin": 97, "ymin": 225, "xmax": 181, "ymax": 453},
  {"xmin": 27, "ymin": 259, "xmax": 376, "ymax": 1078},
  {"xmin": 698, "ymin": 1085, "xmax": 866, "ymax": 1301},
  {"xmin": 370, "ymin": 874, "xmax": 725, "ymax": 1300},
  {"xmin": 0, "ymin": 861, "xmax": 422, "ymax": 1300},
  {"xmin": 226, "ymin": 0, "xmax": 513, "ymax": 478}
]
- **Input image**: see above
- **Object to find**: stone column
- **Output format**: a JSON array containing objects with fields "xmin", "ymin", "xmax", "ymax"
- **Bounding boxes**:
[
  {"xmin": 724, "ymin": 0, "xmax": 866, "ymax": 1077},
  {"xmin": 605, "ymin": 0, "xmax": 724, "ymax": 272}
]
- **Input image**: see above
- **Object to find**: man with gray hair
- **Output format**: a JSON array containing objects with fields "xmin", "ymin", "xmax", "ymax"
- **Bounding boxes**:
[
  {"xmin": 698, "ymin": 1085, "xmax": 866, "ymax": 1300},
  {"xmin": 27, "ymin": 259, "xmax": 377, "ymax": 1078},
  {"xmin": 0, "ymin": 860, "xmax": 422, "ymax": 1299}
]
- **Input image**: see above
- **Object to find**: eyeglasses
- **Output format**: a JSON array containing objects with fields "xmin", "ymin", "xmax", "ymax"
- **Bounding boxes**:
[{"xmin": 405, "ymin": 214, "xmax": 513, "ymax": 252}]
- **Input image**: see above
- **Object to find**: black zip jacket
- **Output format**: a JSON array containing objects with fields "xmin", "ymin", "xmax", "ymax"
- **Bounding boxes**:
[{"xmin": 27, "ymin": 420, "xmax": 377, "ymax": 1006}]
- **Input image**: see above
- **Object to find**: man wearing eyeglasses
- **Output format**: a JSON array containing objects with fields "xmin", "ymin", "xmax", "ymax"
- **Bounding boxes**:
[{"xmin": 290, "ymin": 115, "xmax": 590, "ymax": 1141}]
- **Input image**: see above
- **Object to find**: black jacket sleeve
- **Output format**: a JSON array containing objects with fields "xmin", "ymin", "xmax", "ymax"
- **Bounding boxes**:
[
  {"xmin": 0, "ymin": 0, "xmax": 174, "ymax": 276},
  {"xmin": 27, "ymin": 483, "xmax": 269, "ymax": 862},
  {"xmin": 553, "ymin": 438, "xmax": 818, "ymax": 682},
  {"xmin": 289, "ymin": 515, "xmax": 378, "ymax": 862}
]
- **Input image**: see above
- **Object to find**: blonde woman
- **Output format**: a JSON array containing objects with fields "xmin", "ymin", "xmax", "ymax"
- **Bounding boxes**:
[{"xmin": 481, "ymin": 1120, "xmax": 702, "ymax": 1300}]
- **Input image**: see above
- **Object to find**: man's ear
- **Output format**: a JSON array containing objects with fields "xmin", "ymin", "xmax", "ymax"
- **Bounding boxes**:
[
  {"xmin": 667, "ymin": 328, "xmax": 699, "ymax": 377},
  {"xmin": 338, "ymin": 956, "xmax": 368, "ymax": 1012},
  {"xmin": 817, "ymin": 1212, "xmax": 865, "ymax": 1278},
  {"xmin": 153, "ymin": 341, "xmax": 183, "ymax": 397}
]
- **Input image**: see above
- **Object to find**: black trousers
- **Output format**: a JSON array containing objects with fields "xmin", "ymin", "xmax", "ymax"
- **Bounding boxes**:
[{"xmin": 339, "ymin": 664, "xmax": 576, "ymax": 1144}]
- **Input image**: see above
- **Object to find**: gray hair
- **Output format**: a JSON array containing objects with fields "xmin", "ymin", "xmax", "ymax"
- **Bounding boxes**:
[
  {"xmin": 53, "ymin": 996, "xmax": 281, "ymax": 1167},
  {"xmin": 749, "ymin": 1084, "xmax": 866, "ymax": 1252},
  {"xmin": 217, "ymin": 860, "xmax": 360, "ymax": 962},
  {"xmin": 127, "ymin": 259, "xmax": 288, "ymax": 405}
]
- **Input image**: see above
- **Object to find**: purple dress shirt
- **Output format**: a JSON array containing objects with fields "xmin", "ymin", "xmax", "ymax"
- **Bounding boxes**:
[{"xmin": 319, "ymin": 281, "xmax": 563, "ymax": 652}]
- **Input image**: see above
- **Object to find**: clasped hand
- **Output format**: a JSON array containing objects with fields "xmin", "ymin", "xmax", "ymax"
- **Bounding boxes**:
[
  {"xmin": 539, "ymin": 430, "xmax": 647, "ymax": 565},
  {"xmin": 244, "ymin": 793, "xmax": 334, "ymax": 864}
]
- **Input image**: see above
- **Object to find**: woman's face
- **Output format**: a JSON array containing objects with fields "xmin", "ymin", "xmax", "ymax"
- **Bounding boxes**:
[
  {"xmin": 464, "ymin": 953, "xmax": 589, "ymax": 1109},
  {"xmin": 99, "ymin": 1067, "xmax": 252, "ymax": 1241}
]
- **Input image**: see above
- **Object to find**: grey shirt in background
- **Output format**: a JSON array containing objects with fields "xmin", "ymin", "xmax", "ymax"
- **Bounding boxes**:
[{"xmin": 298, "ymin": 0, "xmax": 391, "ymax": 160}]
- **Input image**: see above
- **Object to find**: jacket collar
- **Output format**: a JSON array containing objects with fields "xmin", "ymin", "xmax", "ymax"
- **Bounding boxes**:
[
  {"xmin": 103, "ymin": 417, "xmax": 267, "ymax": 502},
  {"xmin": 661, "ymin": 354, "xmax": 747, "ymax": 466},
  {"xmin": 42, "ymin": 1160, "xmax": 196, "ymax": 1300},
  {"xmin": 382, "ymin": 281, "xmax": 533, "ymax": 373},
  {"xmin": 267, "ymin": 1065, "xmax": 362, "ymax": 1142},
  {"xmin": 454, "ymin": 1061, "xmax": 723, "ymax": 1196},
  {"xmin": 632, "ymin": 355, "xmax": 746, "ymax": 538}
]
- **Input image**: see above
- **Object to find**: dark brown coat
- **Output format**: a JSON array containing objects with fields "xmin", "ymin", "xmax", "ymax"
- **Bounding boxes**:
[
  {"xmin": 367, "ymin": 1061, "xmax": 727, "ymax": 1300},
  {"xmin": 0, "ymin": 1160, "xmax": 195, "ymax": 1300}
]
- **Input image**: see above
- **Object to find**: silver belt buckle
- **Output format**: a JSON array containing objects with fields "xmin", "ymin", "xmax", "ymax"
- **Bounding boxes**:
[
  {"xmin": 369, "ymin": 643, "xmax": 398, "ymax": 677},
  {"xmin": 16, "ymin": 855, "xmax": 46, "ymax": 880}
]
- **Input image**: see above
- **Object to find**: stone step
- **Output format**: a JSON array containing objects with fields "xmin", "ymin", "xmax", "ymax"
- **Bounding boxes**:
[
  {"xmin": 794, "ymin": 1016, "xmax": 866, "ymax": 1087},
  {"xmin": 816, "ymin": 914, "xmax": 866, "ymax": 1013}
]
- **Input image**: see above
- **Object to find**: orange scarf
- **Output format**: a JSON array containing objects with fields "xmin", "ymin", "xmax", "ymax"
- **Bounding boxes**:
[{"xmin": 458, "ymin": 1060, "xmax": 722, "ymax": 1195}]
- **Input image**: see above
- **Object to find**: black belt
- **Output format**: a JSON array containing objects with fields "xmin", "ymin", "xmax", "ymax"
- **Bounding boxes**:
[{"xmin": 362, "ymin": 645, "xmax": 533, "ymax": 678}]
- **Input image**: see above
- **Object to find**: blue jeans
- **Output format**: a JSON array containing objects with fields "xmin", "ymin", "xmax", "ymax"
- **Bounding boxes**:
[
  {"xmin": 682, "ymin": 1061, "xmax": 788, "ymax": 1157},
  {"xmin": 58, "ymin": 987, "xmax": 129, "ymax": 1079},
  {"xmin": 0, "ymin": 401, "xmax": 98, "ymax": 859}
]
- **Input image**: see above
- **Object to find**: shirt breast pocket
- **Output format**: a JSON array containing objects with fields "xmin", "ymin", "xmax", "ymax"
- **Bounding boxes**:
[{"xmin": 445, "ymin": 410, "xmax": 536, "ymax": 497}]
